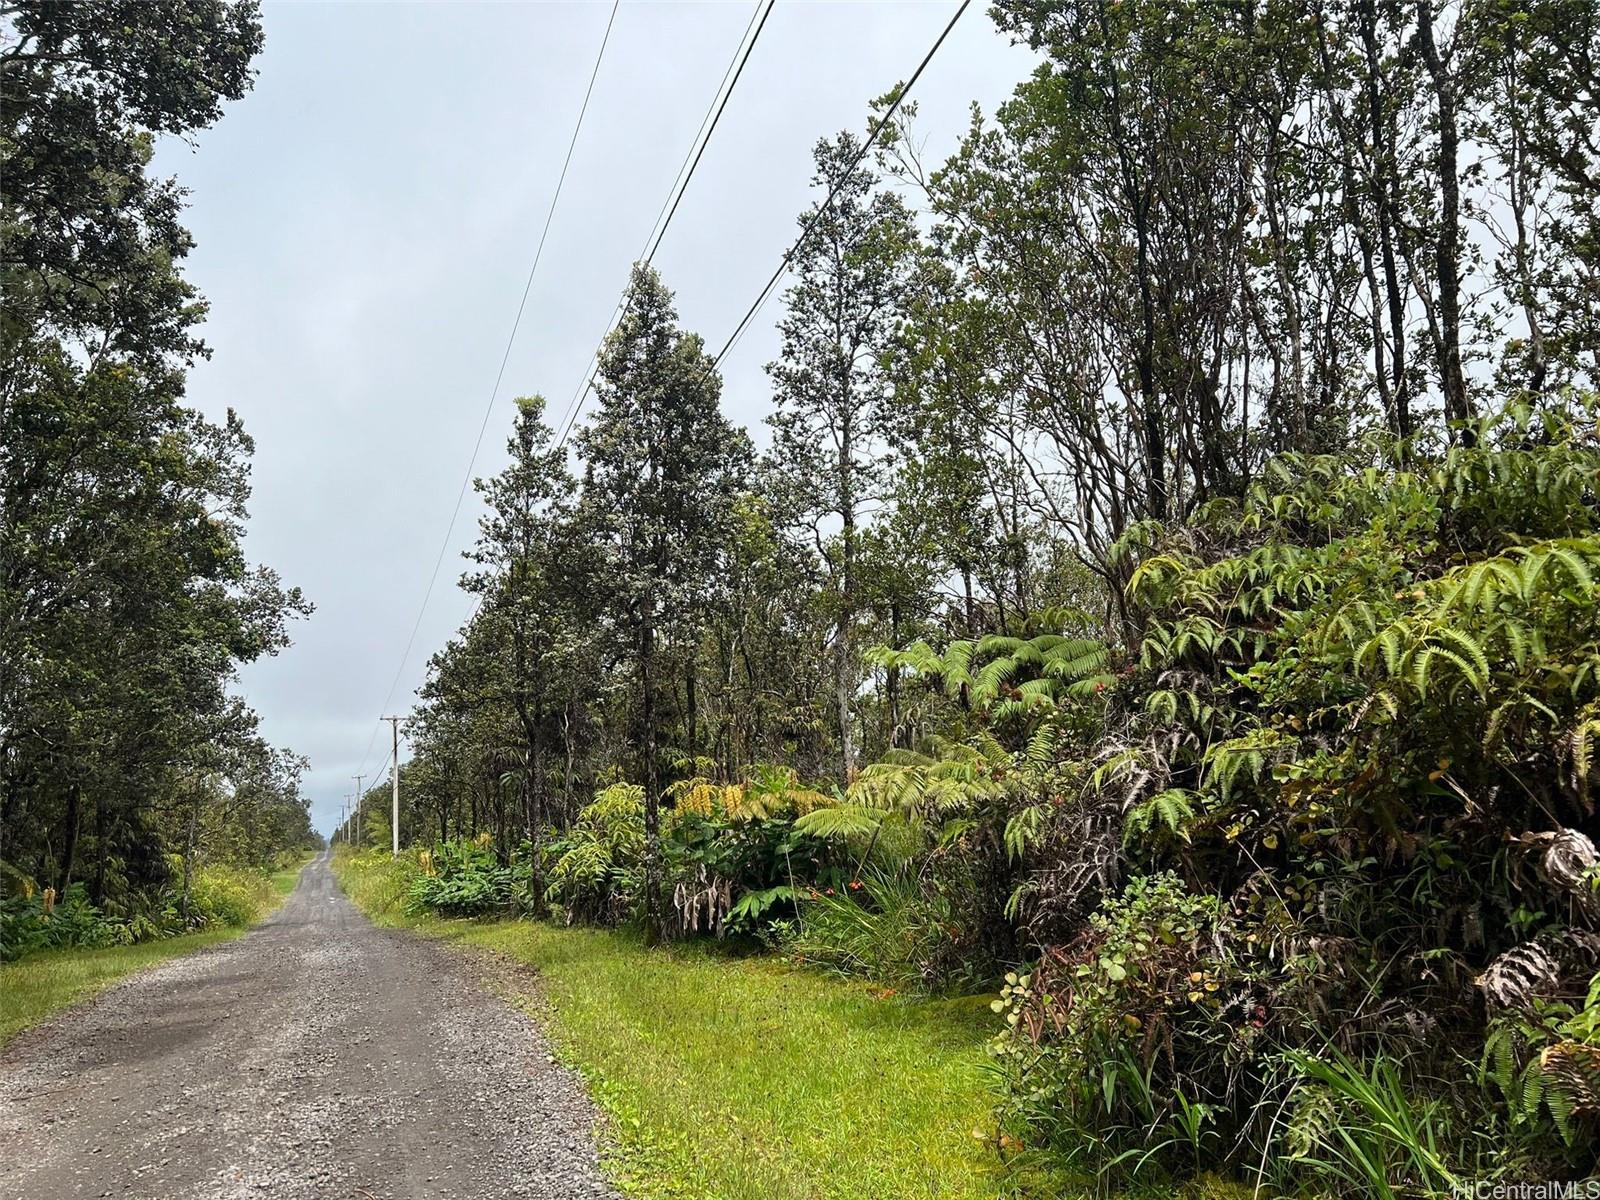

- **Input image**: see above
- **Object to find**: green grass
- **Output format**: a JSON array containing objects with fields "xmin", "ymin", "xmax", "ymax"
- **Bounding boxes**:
[
  {"xmin": 269, "ymin": 857, "xmax": 309, "ymax": 897},
  {"xmin": 0, "ymin": 851, "xmax": 314, "ymax": 1049},
  {"xmin": 334, "ymin": 848, "xmax": 1010, "ymax": 1200}
]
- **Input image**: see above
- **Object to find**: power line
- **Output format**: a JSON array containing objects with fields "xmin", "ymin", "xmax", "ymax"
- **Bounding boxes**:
[
  {"xmin": 643, "ymin": 0, "xmax": 775, "ymax": 267},
  {"xmin": 551, "ymin": 0, "xmax": 776, "ymax": 451},
  {"xmin": 354, "ymin": 0, "xmax": 621, "ymax": 780},
  {"xmin": 712, "ymin": 0, "xmax": 971, "ymax": 368},
  {"xmin": 463, "ymin": 0, "xmax": 969, "ymax": 639},
  {"xmin": 459, "ymin": 1, "xmax": 773, "ymax": 638}
]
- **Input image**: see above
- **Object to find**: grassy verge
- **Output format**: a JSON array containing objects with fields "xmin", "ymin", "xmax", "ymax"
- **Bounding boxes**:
[
  {"xmin": 0, "ymin": 851, "xmax": 314, "ymax": 1049},
  {"xmin": 269, "ymin": 856, "xmax": 311, "ymax": 898},
  {"xmin": 334, "ymin": 848, "xmax": 1009, "ymax": 1200}
]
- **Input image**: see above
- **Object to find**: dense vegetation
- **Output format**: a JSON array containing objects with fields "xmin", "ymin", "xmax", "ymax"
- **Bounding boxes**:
[
  {"xmin": 0, "ymin": 0, "xmax": 317, "ymax": 958},
  {"xmin": 368, "ymin": 0, "xmax": 1600, "ymax": 1192},
  {"xmin": 1, "ymin": 854, "xmax": 308, "ymax": 962}
]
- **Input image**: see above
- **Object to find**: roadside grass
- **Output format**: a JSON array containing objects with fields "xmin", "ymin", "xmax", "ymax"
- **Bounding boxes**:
[
  {"xmin": 334, "ymin": 847, "xmax": 1014, "ymax": 1200},
  {"xmin": 270, "ymin": 856, "xmax": 310, "ymax": 897},
  {"xmin": 463, "ymin": 922, "xmax": 1001, "ymax": 1200},
  {"xmin": 0, "ymin": 851, "xmax": 315, "ymax": 1050}
]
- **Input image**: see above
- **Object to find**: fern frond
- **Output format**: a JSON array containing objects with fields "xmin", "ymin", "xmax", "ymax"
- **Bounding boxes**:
[
  {"xmin": 1123, "ymin": 788, "xmax": 1197, "ymax": 846},
  {"xmin": 792, "ymin": 804, "xmax": 884, "ymax": 841}
]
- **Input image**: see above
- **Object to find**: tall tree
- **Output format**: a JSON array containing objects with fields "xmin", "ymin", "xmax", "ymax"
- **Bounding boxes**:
[
  {"xmin": 577, "ymin": 266, "xmax": 750, "ymax": 940},
  {"xmin": 465, "ymin": 395, "xmax": 574, "ymax": 903},
  {"xmin": 767, "ymin": 132, "xmax": 916, "ymax": 781}
]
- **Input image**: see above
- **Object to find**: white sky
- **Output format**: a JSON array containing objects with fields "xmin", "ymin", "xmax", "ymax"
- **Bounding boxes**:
[{"xmin": 155, "ymin": 0, "xmax": 1038, "ymax": 835}]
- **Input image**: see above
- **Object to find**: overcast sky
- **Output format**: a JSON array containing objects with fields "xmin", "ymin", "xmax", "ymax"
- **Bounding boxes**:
[{"xmin": 155, "ymin": 0, "xmax": 1038, "ymax": 836}]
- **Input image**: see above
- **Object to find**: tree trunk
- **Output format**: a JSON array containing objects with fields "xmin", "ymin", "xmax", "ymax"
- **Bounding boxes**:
[
  {"xmin": 93, "ymin": 789, "xmax": 108, "ymax": 904},
  {"xmin": 886, "ymin": 600, "xmax": 903, "ymax": 750},
  {"xmin": 527, "ymin": 715, "xmax": 547, "ymax": 917},
  {"xmin": 1132, "ymin": 177, "xmax": 1164, "ymax": 518},
  {"xmin": 562, "ymin": 699, "xmax": 577, "ymax": 828},
  {"xmin": 1360, "ymin": 0, "xmax": 1413, "ymax": 446},
  {"xmin": 640, "ymin": 600, "xmax": 664, "ymax": 944},
  {"xmin": 57, "ymin": 783, "xmax": 81, "ymax": 894},
  {"xmin": 0, "ymin": 754, "xmax": 22, "ymax": 874},
  {"xmin": 836, "ymin": 398, "xmax": 857, "ymax": 782},
  {"xmin": 834, "ymin": 616, "xmax": 854, "ymax": 783},
  {"xmin": 179, "ymin": 784, "xmax": 200, "ymax": 920},
  {"xmin": 685, "ymin": 661, "xmax": 698, "ymax": 763},
  {"xmin": 1417, "ymin": 0, "xmax": 1473, "ymax": 443}
]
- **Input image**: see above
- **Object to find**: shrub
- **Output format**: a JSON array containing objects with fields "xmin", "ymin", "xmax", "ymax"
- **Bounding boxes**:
[
  {"xmin": 545, "ymin": 784, "xmax": 646, "ymax": 924},
  {"xmin": 408, "ymin": 837, "xmax": 513, "ymax": 917},
  {"xmin": 990, "ymin": 873, "xmax": 1232, "ymax": 1177},
  {"xmin": 0, "ymin": 884, "xmax": 123, "ymax": 961}
]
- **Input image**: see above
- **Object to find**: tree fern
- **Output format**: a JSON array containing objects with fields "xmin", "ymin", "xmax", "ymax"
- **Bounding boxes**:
[
  {"xmin": 848, "ymin": 735, "xmax": 1014, "ymax": 820},
  {"xmin": 793, "ymin": 803, "xmax": 885, "ymax": 841},
  {"xmin": 867, "ymin": 630, "xmax": 1110, "ymax": 720}
]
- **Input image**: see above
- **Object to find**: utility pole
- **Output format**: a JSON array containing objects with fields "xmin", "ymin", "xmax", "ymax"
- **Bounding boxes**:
[
  {"xmin": 383, "ymin": 716, "xmax": 405, "ymax": 857},
  {"xmin": 352, "ymin": 774, "xmax": 365, "ymax": 848}
]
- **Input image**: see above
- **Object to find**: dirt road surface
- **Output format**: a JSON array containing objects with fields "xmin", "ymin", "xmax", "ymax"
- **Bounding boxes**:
[{"xmin": 0, "ymin": 850, "xmax": 615, "ymax": 1199}]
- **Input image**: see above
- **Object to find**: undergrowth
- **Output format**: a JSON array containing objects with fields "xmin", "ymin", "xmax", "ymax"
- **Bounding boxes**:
[{"xmin": 1, "ymin": 853, "xmax": 310, "ymax": 962}]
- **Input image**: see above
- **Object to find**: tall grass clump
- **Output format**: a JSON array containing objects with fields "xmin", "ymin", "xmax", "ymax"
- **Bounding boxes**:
[
  {"xmin": 333, "ymin": 846, "xmax": 422, "ymax": 922},
  {"xmin": 789, "ymin": 869, "xmax": 981, "ymax": 994},
  {"xmin": 184, "ymin": 863, "xmax": 277, "ymax": 928}
]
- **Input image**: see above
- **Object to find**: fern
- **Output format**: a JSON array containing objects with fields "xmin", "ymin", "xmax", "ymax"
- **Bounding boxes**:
[
  {"xmin": 793, "ymin": 804, "xmax": 885, "ymax": 841},
  {"xmin": 1122, "ymin": 788, "xmax": 1197, "ymax": 846},
  {"xmin": 1202, "ymin": 730, "xmax": 1291, "ymax": 799},
  {"xmin": 1004, "ymin": 804, "xmax": 1046, "ymax": 862}
]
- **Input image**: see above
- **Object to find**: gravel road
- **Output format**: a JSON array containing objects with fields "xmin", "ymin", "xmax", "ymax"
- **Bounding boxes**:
[{"xmin": 0, "ymin": 850, "xmax": 616, "ymax": 1199}]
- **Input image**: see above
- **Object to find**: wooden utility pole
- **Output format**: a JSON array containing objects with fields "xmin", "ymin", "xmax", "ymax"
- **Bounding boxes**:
[
  {"xmin": 352, "ymin": 775, "xmax": 365, "ymax": 848},
  {"xmin": 383, "ymin": 716, "xmax": 405, "ymax": 857}
]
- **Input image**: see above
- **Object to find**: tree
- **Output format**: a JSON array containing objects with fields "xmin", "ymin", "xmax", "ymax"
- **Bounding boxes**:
[
  {"xmin": 1, "ymin": 0, "xmax": 311, "ymax": 905},
  {"xmin": 1460, "ymin": 0, "xmax": 1600, "ymax": 394},
  {"xmin": 1, "ymin": 350, "xmax": 309, "ymax": 895},
  {"xmin": 1, "ymin": 0, "xmax": 264, "ymax": 372},
  {"xmin": 767, "ymin": 132, "xmax": 917, "ymax": 781},
  {"xmin": 577, "ymin": 265, "xmax": 750, "ymax": 940},
  {"xmin": 466, "ymin": 396, "xmax": 574, "ymax": 906}
]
